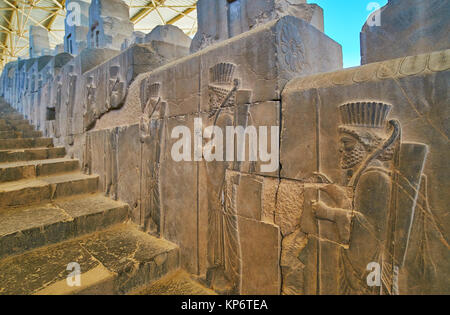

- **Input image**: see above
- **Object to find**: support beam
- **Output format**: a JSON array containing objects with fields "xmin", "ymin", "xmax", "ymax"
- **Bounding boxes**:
[
  {"xmin": 167, "ymin": 7, "xmax": 196, "ymax": 25},
  {"xmin": 44, "ymin": 0, "xmax": 66, "ymax": 31},
  {"xmin": 130, "ymin": 0, "xmax": 165, "ymax": 24}
]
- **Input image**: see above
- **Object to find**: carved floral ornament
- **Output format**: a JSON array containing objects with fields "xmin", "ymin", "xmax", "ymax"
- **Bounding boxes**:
[{"xmin": 280, "ymin": 23, "xmax": 307, "ymax": 73}]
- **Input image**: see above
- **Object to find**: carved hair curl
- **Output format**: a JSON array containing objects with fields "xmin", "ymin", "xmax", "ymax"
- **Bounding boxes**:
[{"xmin": 339, "ymin": 126, "xmax": 395, "ymax": 161}]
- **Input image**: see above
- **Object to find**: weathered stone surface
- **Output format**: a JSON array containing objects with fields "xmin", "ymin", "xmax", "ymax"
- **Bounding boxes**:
[
  {"xmin": 0, "ymin": 194, "xmax": 128, "ymax": 259},
  {"xmin": 160, "ymin": 114, "xmax": 199, "ymax": 274},
  {"xmin": 132, "ymin": 270, "xmax": 217, "ymax": 295},
  {"xmin": 238, "ymin": 217, "xmax": 281, "ymax": 295},
  {"xmin": 1, "ymin": 0, "xmax": 448, "ymax": 296},
  {"xmin": 29, "ymin": 26, "xmax": 51, "ymax": 58},
  {"xmin": 0, "ymin": 173, "xmax": 98, "ymax": 207},
  {"xmin": 0, "ymin": 225, "xmax": 179, "ymax": 295},
  {"xmin": 191, "ymin": 0, "xmax": 324, "ymax": 52},
  {"xmin": 0, "ymin": 138, "xmax": 53, "ymax": 150},
  {"xmin": 0, "ymin": 158, "xmax": 79, "ymax": 182},
  {"xmin": 0, "ymin": 147, "xmax": 66, "ymax": 163},
  {"xmin": 79, "ymin": 225, "xmax": 179, "ymax": 294},
  {"xmin": 87, "ymin": 0, "xmax": 134, "ymax": 51},
  {"xmin": 106, "ymin": 16, "xmax": 341, "ymax": 128},
  {"xmin": 83, "ymin": 43, "xmax": 188, "ymax": 131},
  {"xmin": 145, "ymin": 25, "xmax": 192, "ymax": 48},
  {"xmin": 281, "ymin": 49, "xmax": 450, "ymax": 294},
  {"xmin": 361, "ymin": 0, "xmax": 450, "ymax": 64},
  {"xmin": 116, "ymin": 124, "xmax": 141, "ymax": 223}
]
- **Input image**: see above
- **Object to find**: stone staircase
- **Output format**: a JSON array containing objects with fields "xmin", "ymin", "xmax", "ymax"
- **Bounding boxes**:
[{"xmin": 0, "ymin": 102, "xmax": 181, "ymax": 295}]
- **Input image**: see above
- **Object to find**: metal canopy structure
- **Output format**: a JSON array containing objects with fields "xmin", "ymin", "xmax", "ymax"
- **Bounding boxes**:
[{"xmin": 0, "ymin": 0, "xmax": 198, "ymax": 71}]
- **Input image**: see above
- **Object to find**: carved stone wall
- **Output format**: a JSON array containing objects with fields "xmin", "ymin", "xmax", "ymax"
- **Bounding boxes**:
[
  {"xmin": 87, "ymin": 0, "xmax": 134, "ymax": 50},
  {"xmin": 361, "ymin": 0, "xmax": 450, "ymax": 64},
  {"xmin": 281, "ymin": 49, "xmax": 450, "ymax": 294},
  {"xmin": 0, "ymin": 1, "xmax": 448, "ymax": 296},
  {"xmin": 191, "ymin": 0, "xmax": 324, "ymax": 53},
  {"xmin": 29, "ymin": 26, "xmax": 51, "ymax": 58},
  {"xmin": 83, "ymin": 16, "xmax": 342, "ymax": 290}
]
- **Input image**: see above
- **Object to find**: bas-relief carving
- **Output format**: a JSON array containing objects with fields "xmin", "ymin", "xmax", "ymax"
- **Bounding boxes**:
[
  {"xmin": 204, "ymin": 62, "xmax": 255, "ymax": 294},
  {"xmin": 54, "ymin": 74, "xmax": 63, "ymax": 138},
  {"xmin": 66, "ymin": 65, "xmax": 78, "ymax": 145},
  {"xmin": 107, "ymin": 65, "xmax": 126, "ymax": 110},
  {"xmin": 208, "ymin": 63, "xmax": 239, "ymax": 113},
  {"xmin": 83, "ymin": 64, "xmax": 128, "ymax": 132},
  {"xmin": 84, "ymin": 75, "xmax": 97, "ymax": 131},
  {"xmin": 139, "ymin": 78, "xmax": 166, "ymax": 236},
  {"xmin": 287, "ymin": 101, "xmax": 442, "ymax": 295},
  {"xmin": 279, "ymin": 23, "xmax": 309, "ymax": 73},
  {"xmin": 0, "ymin": 0, "xmax": 447, "ymax": 296}
]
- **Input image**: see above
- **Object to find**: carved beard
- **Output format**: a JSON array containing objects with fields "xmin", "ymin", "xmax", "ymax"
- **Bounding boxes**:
[{"xmin": 340, "ymin": 142, "xmax": 366, "ymax": 169}]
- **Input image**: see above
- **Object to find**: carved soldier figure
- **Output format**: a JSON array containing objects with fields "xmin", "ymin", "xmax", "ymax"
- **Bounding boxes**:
[
  {"xmin": 66, "ymin": 65, "xmax": 77, "ymax": 144},
  {"xmin": 312, "ymin": 102, "xmax": 428, "ymax": 295},
  {"xmin": 83, "ymin": 75, "xmax": 97, "ymax": 131},
  {"xmin": 108, "ymin": 65, "xmax": 126, "ymax": 110}
]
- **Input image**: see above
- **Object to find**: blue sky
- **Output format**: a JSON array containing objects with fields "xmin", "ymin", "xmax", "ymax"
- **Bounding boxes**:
[{"xmin": 308, "ymin": 0, "xmax": 388, "ymax": 68}]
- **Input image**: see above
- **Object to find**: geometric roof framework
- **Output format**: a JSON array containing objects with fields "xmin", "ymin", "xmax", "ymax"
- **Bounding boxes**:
[{"xmin": 0, "ymin": 0, "xmax": 198, "ymax": 71}]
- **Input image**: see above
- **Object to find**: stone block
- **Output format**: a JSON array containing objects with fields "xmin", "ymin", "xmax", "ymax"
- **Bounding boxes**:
[
  {"xmin": 114, "ymin": 16, "xmax": 341, "ymax": 124},
  {"xmin": 87, "ymin": 0, "xmax": 134, "ymax": 51},
  {"xmin": 281, "ymin": 49, "xmax": 450, "ymax": 294},
  {"xmin": 160, "ymin": 114, "xmax": 199, "ymax": 274},
  {"xmin": 361, "ymin": 0, "xmax": 450, "ymax": 64},
  {"xmin": 238, "ymin": 217, "xmax": 281, "ymax": 295},
  {"xmin": 191, "ymin": 0, "xmax": 325, "ymax": 52},
  {"xmin": 117, "ymin": 124, "xmax": 142, "ymax": 223},
  {"xmin": 145, "ymin": 25, "xmax": 192, "ymax": 48}
]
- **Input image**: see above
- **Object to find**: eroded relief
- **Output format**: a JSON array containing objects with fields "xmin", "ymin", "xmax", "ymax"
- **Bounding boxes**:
[
  {"xmin": 205, "ymin": 62, "xmax": 254, "ymax": 294},
  {"xmin": 53, "ymin": 74, "xmax": 63, "ymax": 138},
  {"xmin": 279, "ymin": 23, "xmax": 309, "ymax": 73},
  {"xmin": 140, "ymin": 79, "xmax": 166, "ymax": 236},
  {"xmin": 108, "ymin": 65, "xmax": 126, "ymax": 110},
  {"xmin": 0, "ymin": 0, "xmax": 447, "ymax": 296},
  {"xmin": 84, "ymin": 75, "xmax": 97, "ymax": 131},
  {"xmin": 208, "ymin": 63, "xmax": 239, "ymax": 114},
  {"xmin": 297, "ymin": 102, "xmax": 432, "ymax": 295},
  {"xmin": 66, "ymin": 64, "xmax": 77, "ymax": 144}
]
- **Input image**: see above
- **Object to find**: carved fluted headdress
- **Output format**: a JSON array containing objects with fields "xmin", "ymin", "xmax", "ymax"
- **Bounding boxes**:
[
  {"xmin": 339, "ymin": 102, "xmax": 392, "ymax": 129},
  {"xmin": 209, "ymin": 62, "xmax": 236, "ymax": 85}
]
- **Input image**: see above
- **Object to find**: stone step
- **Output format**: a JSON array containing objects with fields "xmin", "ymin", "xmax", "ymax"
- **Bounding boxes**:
[
  {"xmin": 0, "ymin": 173, "xmax": 99, "ymax": 207},
  {"xmin": 0, "ymin": 138, "xmax": 53, "ymax": 150},
  {"xmin": 131, "ymin": 270, "xmax": 217, "ymax": 295},
  {"xmin": 10, "ymin": 123, "xmax": 34, "ymax": 132},
  {"xmin": 0, "ymin": 123, "xmax": 34, "ymax": 132},
  {"xmin": 4, "ymin": 119, "xmax": 29, "ymax": 126},
  {"xmin": 0, "ymin": 113, "xmax": 23, "ymax": 120},
  {"xmin": 20, "ymin": 130, "xmax": 43, "ymax": 138},
  {"xmin": 0, "ymin": 130, "xmax": 42, "ymax": 139},
  {"xmin": 0, "ymin": 158, "xmax": 80, "ymax": 183},
  {"xmin": 0, "ymin": 131, "xmax": 16, "ymax": 139},
  {"xmin": 0, "ymin": 224, "xmax": 179, "ymax": 295},
  {"xmin": 0, "ymin": 147, "xmax": 66, "ymax": 163},
  {"xmin": 0, "ymin": 194, "xmax": 129, "ymax": 259}
]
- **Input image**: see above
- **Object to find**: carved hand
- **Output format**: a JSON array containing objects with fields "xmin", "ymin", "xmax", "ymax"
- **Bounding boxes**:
[
  {"xmin": 311, "ymin": 200, "xmax": 334, "ymax": 221},
  {"xmin": 311, "ymin": 199, "xmax": 353, "ymax": 244},
  {"xmin": 319, "ymin": 184, "xmax": 352, "ymax": 209}
]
